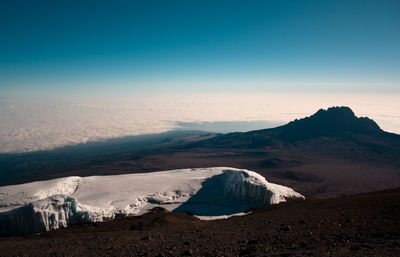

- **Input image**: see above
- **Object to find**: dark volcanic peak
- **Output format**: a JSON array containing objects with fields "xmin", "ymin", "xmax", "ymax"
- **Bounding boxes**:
[
  {"xmin": 280, "ymin": 106, "xmax": 382, "ymax": 140},
  {"xmin": 196, "ymin": 106, "xmax": 386, "ymax": 148}
]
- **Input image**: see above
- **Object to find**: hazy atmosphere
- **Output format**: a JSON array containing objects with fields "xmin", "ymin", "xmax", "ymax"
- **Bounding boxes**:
[
  {"xmin": 1, "ymin": 0, "xmax": 399, "ymax": 95},
  {"xmin": 1, "ymin": 0, "xmax": 399, "ymax": 153},
  {"xmin": 1, "ymin": 93, "xmax": 400, "ymax": 153}
]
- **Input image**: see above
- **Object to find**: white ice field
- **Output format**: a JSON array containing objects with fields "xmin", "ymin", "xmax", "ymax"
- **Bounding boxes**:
[{"xmin": 0, "ymin": 167, "xmax": 304, "ymax": 234}]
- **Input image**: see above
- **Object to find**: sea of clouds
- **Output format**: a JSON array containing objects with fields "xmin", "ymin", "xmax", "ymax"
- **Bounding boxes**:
[{"xmin": 0, "ymin": 93, "xmax": 399, "ymax": 153}]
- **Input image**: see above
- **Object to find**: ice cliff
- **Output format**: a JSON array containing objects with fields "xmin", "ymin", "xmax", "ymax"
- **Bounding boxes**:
[{"xmin": 0, "ymin": 168, "xmax": 304, "ymax": 235}]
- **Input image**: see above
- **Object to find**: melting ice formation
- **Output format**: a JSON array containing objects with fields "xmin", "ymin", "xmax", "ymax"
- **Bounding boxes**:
[{"xmin": 0, "ymin": 168, "xmax": 304, "ymax": 235}]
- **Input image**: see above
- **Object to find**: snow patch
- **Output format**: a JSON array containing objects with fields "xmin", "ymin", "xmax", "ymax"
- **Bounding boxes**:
[
  {"xmin": 33, "ymin": 177, "xmax": 82, "ymax": 199},
  {"xmin": 0, "ymin": 167, "xmax": 304, "ymax": 235}
]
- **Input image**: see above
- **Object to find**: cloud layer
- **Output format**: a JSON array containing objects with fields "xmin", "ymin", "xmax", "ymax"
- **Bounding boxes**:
[{"xmin": 1, "ymin": 93, "xmax": 399, "ymax": 153}]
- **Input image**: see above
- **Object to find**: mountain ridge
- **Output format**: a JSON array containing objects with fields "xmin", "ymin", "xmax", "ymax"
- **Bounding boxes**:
[
  {"xmin": 0, "ymin": 106, "xmax": 399, "ymax": 199},
  {"xmin": 196, "ymin": 106, "xmax": 397, "ymax": 148},
  {"xmin": 276, "ymin": 106, "xmax": 382, "ymax": 140}
]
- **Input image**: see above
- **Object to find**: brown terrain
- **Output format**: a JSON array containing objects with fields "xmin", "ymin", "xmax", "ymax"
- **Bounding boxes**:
[
  {"xmin": 0, "ymin": 188, "xmax": 399, "ymax": 257},
  {"xmin": 3, "ymin": 106, "xmax": 395, "ymax": 198},
  {"xmin": 1, "ymin": 107, "xmax": 399, "ymax": 256}
]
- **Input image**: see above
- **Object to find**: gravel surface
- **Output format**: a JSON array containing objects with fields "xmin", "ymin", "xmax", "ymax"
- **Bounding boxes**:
[{"xmin": 1, "ymin": 188, "xmax": 399, "ymax": 257}]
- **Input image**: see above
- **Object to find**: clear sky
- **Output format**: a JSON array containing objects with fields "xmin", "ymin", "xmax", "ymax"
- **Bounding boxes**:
[{"xmin": 1, "ymin": 0, "xmax": 399, "ymax": 95}]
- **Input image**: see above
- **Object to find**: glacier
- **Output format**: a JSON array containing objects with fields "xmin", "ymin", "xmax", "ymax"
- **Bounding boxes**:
[{"xmin": 0, "ymin": 167, "xmax": 304, "ymax": 235}]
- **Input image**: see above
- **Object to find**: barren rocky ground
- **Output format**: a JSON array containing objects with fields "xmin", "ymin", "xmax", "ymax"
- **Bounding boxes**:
[
  {"xmin": 1, "ymin": 108, "xmax": 400, "ymax": 256},
  {"xmin": 1, "ymin": 188, "xmax": 399, "ymax": 257}
]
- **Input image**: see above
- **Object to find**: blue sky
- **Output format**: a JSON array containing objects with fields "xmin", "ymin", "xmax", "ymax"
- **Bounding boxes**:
[{"xmin": 1, "ymin": 0, "xmax": 399, "ymax": 95}]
